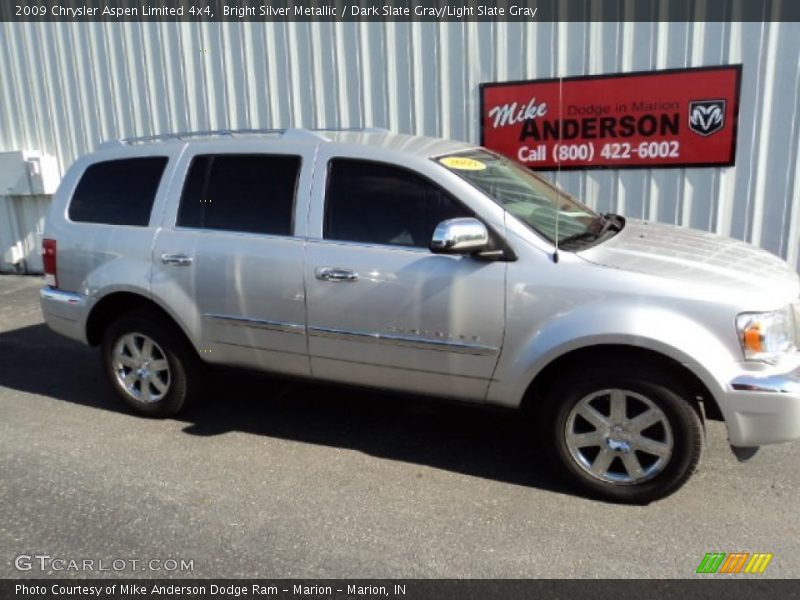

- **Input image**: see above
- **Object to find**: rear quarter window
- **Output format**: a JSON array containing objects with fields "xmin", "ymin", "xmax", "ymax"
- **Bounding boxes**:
[{"xmin": 68, "ymin": 157, "xmax": 168, "ymax": 226}]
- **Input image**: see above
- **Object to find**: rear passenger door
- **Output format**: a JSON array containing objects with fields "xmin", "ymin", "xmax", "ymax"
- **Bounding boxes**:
[{"xmin": 151, "ymin": 141, "xmax": 314, "ymax": 377}]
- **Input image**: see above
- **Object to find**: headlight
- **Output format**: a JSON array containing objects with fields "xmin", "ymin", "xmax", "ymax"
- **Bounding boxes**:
[{"xmin": 736, "ymin": 305, "xmax": 796, "ymax": 362}]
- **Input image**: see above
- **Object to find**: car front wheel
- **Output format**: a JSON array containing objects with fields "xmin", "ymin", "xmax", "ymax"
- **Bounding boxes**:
[{"xmin": 542, "ymin": 366, "xmax": 704, "ymax": 503}]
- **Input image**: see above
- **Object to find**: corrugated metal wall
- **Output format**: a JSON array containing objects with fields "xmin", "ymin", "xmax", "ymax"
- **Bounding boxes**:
[{"xmin": 1, "ymin": 21, "xmax": 799, "ymax": 269}]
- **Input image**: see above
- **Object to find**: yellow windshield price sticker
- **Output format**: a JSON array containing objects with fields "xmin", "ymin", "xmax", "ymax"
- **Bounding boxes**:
[{"xmin": 440, "ymin": 156, "xmax": 487, "ymax": 171}]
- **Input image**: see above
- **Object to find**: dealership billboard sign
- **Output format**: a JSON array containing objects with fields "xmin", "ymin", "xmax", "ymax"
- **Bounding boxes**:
[{"xmin": 480, "ymin": 65, "xmax": 741, "ymax": 170}]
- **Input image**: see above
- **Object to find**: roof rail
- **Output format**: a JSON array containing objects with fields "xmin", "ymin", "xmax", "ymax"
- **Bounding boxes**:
[{"xmin": 98, "ymin": 127, "xmax": 389, "ymax": 149}]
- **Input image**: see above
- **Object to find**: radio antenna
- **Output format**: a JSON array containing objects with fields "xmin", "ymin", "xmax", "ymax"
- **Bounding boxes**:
[{"xmin": 553, "ymin": 65, "xmax": 563, "ymax": 264}]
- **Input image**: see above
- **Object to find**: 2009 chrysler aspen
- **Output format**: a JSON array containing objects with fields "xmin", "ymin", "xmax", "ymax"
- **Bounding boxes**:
[{"xmin": 40, "ymin": 128, "xmax": 800, "ymax": 502}]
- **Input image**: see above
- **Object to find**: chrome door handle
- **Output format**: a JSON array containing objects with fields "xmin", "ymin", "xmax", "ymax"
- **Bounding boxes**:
[
  {"xmin": 315, "ymin": 267, "xmax": 358, "ymax": 282},
  {"xmin": 161, "ymin": 253, "xmax": 193, "ymax": 267}
]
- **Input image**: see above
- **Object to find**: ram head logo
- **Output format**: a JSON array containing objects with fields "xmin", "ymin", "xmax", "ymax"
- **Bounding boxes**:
[{"xmin": 688, "ymin": 100, "xmax": 726, "ymax": 136}]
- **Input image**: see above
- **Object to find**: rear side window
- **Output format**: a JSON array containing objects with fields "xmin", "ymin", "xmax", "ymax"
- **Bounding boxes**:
[
  {"xmin": 177, "ymin": 154, "xmax": 300, "ymax": 236},
  {"xmin": 324, "ymin": 159, "xmax": 471, "ymax": 248},
  {"xmin": 69, "ymin": 157, "xmax": 168, "ymax": 226}
]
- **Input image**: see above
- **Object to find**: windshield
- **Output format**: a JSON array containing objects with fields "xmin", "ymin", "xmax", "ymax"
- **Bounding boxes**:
[{"xmin": 437, "ymin": 149, "xmax": 608, "ymax": 247}]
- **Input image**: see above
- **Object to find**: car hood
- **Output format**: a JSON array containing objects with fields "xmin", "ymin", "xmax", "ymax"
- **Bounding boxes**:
[{"xmin": 578, "ymin": 219, "xmax": 799, "ymax": 300}]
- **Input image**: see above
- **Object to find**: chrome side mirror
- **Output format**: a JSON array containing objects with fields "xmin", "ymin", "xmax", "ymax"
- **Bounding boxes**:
[{"xmin": 430, "ymin": 218, "xmax": 489, "ymax": 254}]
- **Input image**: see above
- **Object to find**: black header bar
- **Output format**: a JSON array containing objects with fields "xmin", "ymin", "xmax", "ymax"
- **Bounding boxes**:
[{"xmin": 2, "ymin": 0, "xmax": 798, "ymax": 22}]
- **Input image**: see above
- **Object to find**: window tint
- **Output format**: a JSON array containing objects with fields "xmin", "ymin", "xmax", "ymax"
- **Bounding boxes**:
[
  {"xmin": 324, "ymin": 159, "xmax": 471, "ymax": 248},
  {"xmin": 69, "ymin": 157, "xmax": 168, "ymax": 226},
  {"xmin": 177, "ymin": 154, "xmax": 300, "ymax": 235}
]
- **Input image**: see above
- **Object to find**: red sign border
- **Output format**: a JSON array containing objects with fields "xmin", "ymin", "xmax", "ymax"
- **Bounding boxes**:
[{"xmin": 479, "ymin": 64, "xmax": 743, "ymax": 171}]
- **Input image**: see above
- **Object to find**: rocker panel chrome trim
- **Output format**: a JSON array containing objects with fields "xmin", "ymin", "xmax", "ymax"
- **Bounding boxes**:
[
  {"xmin": 204, "ymin": 313, "xmax": 306, "ymax": 335},
  {"xmin": 308, "ymin": 325, "xmax": 498, "ymax": 356}
]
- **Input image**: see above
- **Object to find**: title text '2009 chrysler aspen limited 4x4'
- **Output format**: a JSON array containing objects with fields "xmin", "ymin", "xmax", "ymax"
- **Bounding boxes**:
[{"xmin": 40, "ymin": 128, "xmax": 800, "ymax": 502}]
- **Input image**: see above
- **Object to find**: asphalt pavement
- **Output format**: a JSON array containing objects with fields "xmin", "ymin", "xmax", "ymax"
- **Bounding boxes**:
[{"xmin": 1, "ymin": 274, "xmax": 798, "ymax": 578}]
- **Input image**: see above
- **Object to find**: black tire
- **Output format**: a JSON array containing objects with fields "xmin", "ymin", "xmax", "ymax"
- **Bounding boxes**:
[
  {"xmin": 101, "ymin": 309, "xmax": 201, "ymax": 417},
  {"xmin": 540, "ymin": 364, "xmax": 704, "ymax": 504}
]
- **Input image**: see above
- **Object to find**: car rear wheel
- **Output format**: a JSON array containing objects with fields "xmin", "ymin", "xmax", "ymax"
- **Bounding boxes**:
[
  {"xmin": 542, "ymin": 365, "xmax": 704, "ymax": 503},
  {"xmin": 102, "ymin": 310, "xmax": 199, "ymax": 417}
]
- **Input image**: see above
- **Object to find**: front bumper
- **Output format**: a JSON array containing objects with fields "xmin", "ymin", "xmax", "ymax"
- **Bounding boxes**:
[
  {"xmin": 39, "ymin": 287, "xmax": 91, "ymax": 344},
  {"xmin": 723, "ymin": 366, "xmax": 800, "ymax": 446}
]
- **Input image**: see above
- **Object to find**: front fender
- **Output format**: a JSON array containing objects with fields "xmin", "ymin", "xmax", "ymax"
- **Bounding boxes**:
[{"xmin": 488, "ymin": 302, "xmax": 738, "ymax": 408}]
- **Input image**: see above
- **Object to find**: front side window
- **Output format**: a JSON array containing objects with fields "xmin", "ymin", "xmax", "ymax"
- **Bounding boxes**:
[
  {"xmin": 324, "ymin": 159, "xmax": 471, "ymax": 248},
  {"xmin": 177, "ymin": 154, "xmax": 300, "ymax": 235},
  {"xmin": 69, "ymin": 157, "xmax": 168, "ymax": 226},
  {"xmin": 437, "ymin": 150, "xmax": 610, "ymax": 248}
]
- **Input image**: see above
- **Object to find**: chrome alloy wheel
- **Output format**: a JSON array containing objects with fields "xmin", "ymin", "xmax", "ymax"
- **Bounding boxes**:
[
  {"xmin": 112, "ymin": 332, "xmax": 171, "ymax": 403},
  {"xmin": 564, "ymin": 389, "xmax": 674, "ymax": 485}
]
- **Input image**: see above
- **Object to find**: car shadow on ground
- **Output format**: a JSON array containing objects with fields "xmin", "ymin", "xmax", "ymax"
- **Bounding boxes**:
[{"xmin": 0, "ymin": 323, "xmax": 570, "ymax": 495}]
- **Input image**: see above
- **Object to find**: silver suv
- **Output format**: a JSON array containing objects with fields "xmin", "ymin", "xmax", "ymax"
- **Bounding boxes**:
[{"xmin": 40, "ymin": 128, "xmax": 800, "ymax": 503}]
